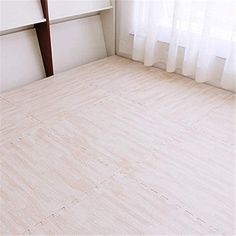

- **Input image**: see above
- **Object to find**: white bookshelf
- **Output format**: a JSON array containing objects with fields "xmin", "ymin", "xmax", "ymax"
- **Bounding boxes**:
[
  {"xmin": 50, "ymin": 6, "xmax": 113, "ymax": 24},
  {"xmin": 0, "ymin": 0, "xmax": 45, "ymax": 32},
  {"xmin": 0, "ymin": 0, "xmax": 116, "ymax": 92},
  {"xmin": 48, "ymin": 0, "xmax": 111, "ymax": 21},
  {"xmin": 49, "ymin": 0, "xmax": 115, "ymax": 57}
]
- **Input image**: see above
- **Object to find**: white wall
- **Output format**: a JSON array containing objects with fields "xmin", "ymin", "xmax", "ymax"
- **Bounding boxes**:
[{"xmin": 116, "ymin": 0, "xmax": 134, "ymax": 58}]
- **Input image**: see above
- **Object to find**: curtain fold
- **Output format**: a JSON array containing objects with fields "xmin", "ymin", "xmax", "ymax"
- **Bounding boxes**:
[{"xmin": 131, "ymin": 0, "xmax": 236, "ymax": 91}]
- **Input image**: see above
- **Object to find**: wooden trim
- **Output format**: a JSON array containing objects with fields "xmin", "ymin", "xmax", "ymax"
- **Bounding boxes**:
[{"xmin": 35, "ymin": 0, "xmax": 54, "ymax": 77}]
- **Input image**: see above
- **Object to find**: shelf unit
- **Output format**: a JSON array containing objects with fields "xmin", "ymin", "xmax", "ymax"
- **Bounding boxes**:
[
  {"xmin": 48, "ymin": 0, "xmax": 115, "ymax": 66},
  {"xmin": 0, "ymin": 19, "xmax": 46, "ymax": 36},
  {"xmin": 50, "ymin": 6, "xmax": 113, "ymax": 24},
  {"xmin": 0, "ymin": 0, "xmax": 45, "ymax": 32},
  {"xmin": 0, "ymin": 0, "xmax": 115, "ymax": 91}
]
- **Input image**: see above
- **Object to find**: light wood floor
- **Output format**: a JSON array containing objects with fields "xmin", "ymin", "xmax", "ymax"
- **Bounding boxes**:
[{"xmin": 0, "ymin": 56, "xmax": 235, "ymax": 235}]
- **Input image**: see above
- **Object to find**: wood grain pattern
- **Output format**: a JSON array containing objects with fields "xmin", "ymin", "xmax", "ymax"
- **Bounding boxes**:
[{"xmin": 0, "ymin": 56, "xmax": 235, "ymax": 235}]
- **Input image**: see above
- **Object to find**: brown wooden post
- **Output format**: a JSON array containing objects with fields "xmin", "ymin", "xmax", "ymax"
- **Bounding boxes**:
[{"xmin": 35, "ymin": 0, "xmax": 54, "ymax": 77}]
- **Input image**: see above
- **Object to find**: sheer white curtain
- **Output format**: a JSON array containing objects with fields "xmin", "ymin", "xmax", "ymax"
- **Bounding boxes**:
[{"xmin": 131, "ymin": 0, "xmax": 236, "ymax": 91}]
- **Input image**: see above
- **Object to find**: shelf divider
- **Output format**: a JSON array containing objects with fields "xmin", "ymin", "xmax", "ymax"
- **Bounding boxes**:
[{"xmin": 35, "ymin": 0, "xmax": 54, "ymax": 77}]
